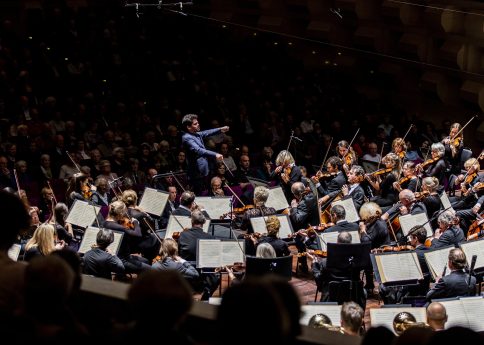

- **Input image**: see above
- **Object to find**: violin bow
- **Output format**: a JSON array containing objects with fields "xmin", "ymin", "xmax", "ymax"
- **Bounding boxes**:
[
  {"xmin": 343, "ymin": 128, "xmax": 360, "ymax": 166},
  {"xmin": 143, "ymin": 218, "xmax": 163, "ymax": 244},
  {"xmin": 65, "ymin": 150, "xmax": 82, "ymax": 173},
  {"xmin": 170, "ymin": 171, "xmax": 186, "ymax": 193},
  {"xmin": 223, "ymin": 181, "xmax": 245, "ymax": 207},
  {"xmin": 402, "ymin": 124, "xmax": 414, "ymax": 142},
  {"xmin": 318, "ymin": 136, "xmax": 333, "ymax": 172},
  {"xmin": 450, "ymin": 115, "xmax": 478, "ymax": 140},
  {"xmin": 376, "ymin": 142, "xmax": 387, "ymax": 171},
  {"xmin": 46, "ymin": 180, "xmax": 58, "ymax": 204},
  {"xmin": 220, "ymin": 159, "xmax": 234, "ymax": 177}
]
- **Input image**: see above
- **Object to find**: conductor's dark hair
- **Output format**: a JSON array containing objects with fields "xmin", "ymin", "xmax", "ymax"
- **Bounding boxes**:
[{"xmin": 182, "ymin": 114, "xmax": 198, "ymax": 129}]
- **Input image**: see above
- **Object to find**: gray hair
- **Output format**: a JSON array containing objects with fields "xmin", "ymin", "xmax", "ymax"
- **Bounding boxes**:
[
  {"xmin": 291, "ymin": 182, "xmax": 306, "ymax": 197},
  {"xmin": 438, "ymin": 210, "xmax": 455, "ymax": 227},
  {"xmin": 254, "ymin": 186, "xmax": 269, "ymax": 206},
  {"xmin": 256, "ymin": 243, "xmax": 276, "ymax": 258},
  {"xmin": 431, "ymin": 142, "xmax": 445, "ymax": 157},
  {"xmin": 191, "ymin": 210, "xmax": 206, "ymax": 226}
]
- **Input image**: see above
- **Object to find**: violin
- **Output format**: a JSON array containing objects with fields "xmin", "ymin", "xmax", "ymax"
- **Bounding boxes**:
[
  {"xmin": 82, "ymin": 184, "xmax": 93, "ymax": 199},
  {"xmin": 244, "ymin": 232, "xmax": 263, "ymax": 240},
  {"xmin": 471, "ymin": 182, "xmax": 484, "ymax": 192},
  {"xmin": 119, "ymin": 216, "xmax": 135, "ymax": 229},
  {"xmin": 297, "ymin": 249, "xmax": 327, "ymax": 258},
  {"xmin": 467, "ymin": 217, "xmax": 484, "ymax": 241},
  {"xmin": 414, "ymin": 190, "xmax": 430, "ymax": 200},
  {"xmin": 464, "ymin": 172, "xmax": 478, "ymax": 185},
  {"xmin": 397, "ymin": 151, "xmax": 406, "ymax": 160},
  {"xmin": 152, "ymin": 255, "xmax": 162, "ymax": 264},
  {"xmin": 281, "ymin": 166, "xmax": 292, "ymax": 184},
  {"xmin": 373, "ymin": 244, "xmax": 415, "ymax": 253},
  {"xmin": 418, "ymin": 157, "xmax": 439, "ymax": 170},
  {"xmin": 397, "ymin": 176, "xmax": 410, "ymax": 185},
  {"xmin": 311, "ymin": 170, "xmax": 336, "ymax": 182},
  {"xmin": 366, "ymin": 168, "xmax": 392, "ymax": 179},
  {"xmin": 220, "ymin": 205, "xmax": 254, "ymax": 219}
]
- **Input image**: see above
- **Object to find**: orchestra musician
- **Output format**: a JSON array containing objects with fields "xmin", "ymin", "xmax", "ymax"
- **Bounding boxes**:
[
  {"xmin": 358, "ymin": 202, "xmax": 390, "ymax": 249},
  {"xmin": 419, "ymin": 177, "xmax": 441, "ymax": 222},
  {"xmin": 239, "ymin": 186, "xmax": 276, "ymax": 235},
  {"xmin": 381, "ymin": 189, "xmax": 427, "ymax": 222},
  {"xmin": 392, "ymin": 161, "xmax": 418, "ymax": 193},
  {"xmin": 271, "ymin": 150, "xmax": 302, "ymax": 203},
  {"xmin": 428, "ymin": 210, "xmax": 465, "ymax": 249},
  {"xmin": 408, "ymin": 226, "xmax": 431, "ymax": 294},
  {"xmin": 181, "ymin": 114, "xmax": 229, "ymax": 195},
  {"xmin": 391, "ymin": 137, "xmax": 408, "ymax": 162},
  {"xmin": 90, "ymin": 176, "xmax": 112, "ymax": 207},
  {"xmin": 366, "ymin": 153, "xmax": 400, "ymax": 207},
  {"xmin": 416, "ymin": 142, "xmax": 448, "ymax": 186},
  {"xmin": 341, "ymin": 165, "xmax": 367, "ymax": 213},
  {"xmin": 426, "ymin": 248, "xmax": 476, "ymax": 301},
  {"xmin": 336, "ymin": 140, "xmax": 358, "ymax": 172},
  {"xmin": 312, "ymin": 156, "xmax": 346, "ymax": 198},
  {"xmin": 324, "ymin": 205, "xmax": 359, "ymax": 233},
  {"xmin": 248, "ymin": 215, "xmax": 290, "ymax": 257},
  {"xmin": 66, "ymin": 173, "xmax": 92, "ymax": 207},
  {"xmin": 177, "ymin": 210, "xmax": 220, "ymax": 301},
  {"xmin": 103, "ymin": 200, "xmax": 152, "ymax": 275},
  {"xmin": 450, "ymin": 158, "xmax": 481, "ymax": 210},
  {"xmin": 442, "ymin": 122, "xmax": 464, "ymax": 175},
  {"xmin": 160, "ymin": 185, "xmax": 178, "ymax": 229}
]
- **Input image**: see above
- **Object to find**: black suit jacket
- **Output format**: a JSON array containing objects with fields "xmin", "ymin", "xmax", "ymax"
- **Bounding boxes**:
[
  {"xmin": 172, "ymin": 207, "xmax": 192, "ymax": 217},
  {"xmin": 271, "ymin": 165, "xmax": 303, "ymax": 203},
  {"xmin": 178, "ymin": 227, "xmax": 216, "ymax": 262},
  {"xmin": 257, "ymin": 236, "xmax": 290, "ymax": 257},
  {"xmin": 316, "ymin": 172, "xmax": 346, "ymax": 196},
  {"xmin": 426, "ymin": 270, "xmax": 476, "ymax": 300},
  {"xmin": 430, "ymin": 226, "xmax": 465, "ymax": 249},
  {"xmin": 344, "ymin": 184, "xmax": 366, "ymax": 212},
  {"xmin": 290, "ymin": 192, "xmax": 319, "ymax": 230},
  {"xmin": 360, "ymin": 219, "xmax": 390, "ymax": 249},
  {"xmin": 325, "ymin": 221, "xmax": 359, "ymax": 233}
]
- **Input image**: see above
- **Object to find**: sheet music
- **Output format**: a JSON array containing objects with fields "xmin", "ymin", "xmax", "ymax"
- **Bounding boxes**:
[
  {"xmin": 78, "ymin": 226, "xmax": 123, "ymax": 255},
  {"xmin": 300, "ymin": 305, "xmax": 342, "ymax": 327},
  {"xmin": 138, "ymin": 188, "xmax": 169, "ymax": 216},
  {"xmin": 7, "ymin": 244, "xmax": 21, "ymax": 261},
  {"xmin": 440, "ymin": 193, "xmax": 454, "ymax": 212},
  {"xmin": 331, "ymin": 198, "xmax": 360, "ymax": 223},
  {"xmin": 460, "ymin": 297, "xmax": 484, "ymax": 332},
  {"xmin": 221, "ymin": 241, "xmax": 245, "ymax": 267},
  {"xmin": 459, "ymin": 239, "xmax": 484, "ymax": 270},
  {"xmin": 318, "ymin": 230, "xmax": 360, "ymax": 251},
  {"xmin": 399, "ymin": 213, "xmax": 433, "ymax": 237},
  {"xmin": 197, "ymin": 240, "xmax": 222, "ymax": 268},
  {"xmin": 65, "ymin": 200, "xmax": 101, "ymax": 228},
  {"xmin": 247, "ymin": 176, "xmax": 269, "ymax": 188},
  {"xmin": 370, "ymin": 307, "xmax": 426, "ymax": 334},
  {"xmin": 424, "ymin": 246, "xmax": 453, "ymax": 280},
  {"xmin": 249, "ymin": 214, "xmax": 293, "ymax": 238},
  {"xmin": 439, "ymin": 299, "xmax": 471, "ymax": 329},
  {"xmin": 165, "ymin": 215, "xmax": 211, "ymax": 239},
  {"xmin": 196, "ymin": 196, "xmax": 231, "ymax": 219},
  {"xmin": 375, "ymin": 252, "xmax": 423, "ymax": 283},
  {"xmin": 266, "ymin": 186, "xmax": 289, "ymax": 211}
]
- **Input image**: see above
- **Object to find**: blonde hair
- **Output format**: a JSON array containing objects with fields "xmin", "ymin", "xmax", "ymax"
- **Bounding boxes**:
[
  {"xmin": 159, "ymin": 238, "xmax": 179, "ymax": 261},
  {"xmin": 392, "ymin": 137, "xmax": 407, "ymax": 152},
  {"xmin": 359, "ymin": 202, "xmax": 382, "ymax": 222},
  {"xmin": 422, "ymin": 177, "xmax": 439, "ymax": 192},
  {"xmin": 275, "ymin": 150, "xmax": 295, "ymax": 166},
  {"xmin": 253, "ymin": 186, "xmax": 270, "ymax": 207},
  {"xmin": 109, "ymin": 200, "xmax": 127, "ymax": 218},
  {"xmin": 25, "ymin": 223, "xmax": 57, "ymax": 256},
  {"xmin": 122, "ymin": 189, "xmax": 138, "ymax": 206},
  {"xmin": 265, "ymin": 215, "xmax": 281, "ymax": 236},
  {"xmin": 464, "ymin": 158, "xmax": 479, "ymax": 171}
]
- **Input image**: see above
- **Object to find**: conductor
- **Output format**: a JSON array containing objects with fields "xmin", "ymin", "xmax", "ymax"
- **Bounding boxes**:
[{"xmin": 181, "ymin": 114, "xmax": 229, "ymax": 194}]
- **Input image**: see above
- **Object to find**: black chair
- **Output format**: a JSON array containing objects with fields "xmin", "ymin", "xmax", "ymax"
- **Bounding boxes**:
[
  {"xmin": 459, "ymin": 148, "xmax": 473, "ymax": 171},
  {"xmin": 245, "ymin": 255, "xmax": 293, "ymax": 281},
  {"xmin": 328, "ymin": 280, "xmax": 366, "ymax": 310}
]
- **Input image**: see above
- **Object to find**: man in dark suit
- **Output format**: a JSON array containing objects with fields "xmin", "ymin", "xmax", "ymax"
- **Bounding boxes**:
[
  {"xmin": 381, "ymin": 189, "xmax": 427, "ymax": 221},
  {"xmin": 312, "ymin": 156, "xmax": 346, "ymax": 198},
  {"xmin": 172, "ymin": 191, "xmax": 195, "ymax": 217},
  {"xmin": 178, "ymin": 210, "xmax": 219, "ymax": 300},
  {"xmin": 408, "ymin": 226, "xmax": 431, "ymax": 295},
  {"xmin": 340, "ymin": 165, "xmax": 367, "ymax": 213},
  {"xmin": 181, "ymin": 114, "xmax": 229, "ymax": 194},
  {"xmin": 429, "ymin": 210, "xmax": 465, "ymax": 249},
  {"xmin": 426, "ymin": 248, "xmax": 476, "ymax": 300},
  {"xmin": 324, "ymin": 205, "xmax": 359, "ymax": 233},
  {"xmin": 160, "ymin": 186, "xmax": 179, "ymax": 229}
]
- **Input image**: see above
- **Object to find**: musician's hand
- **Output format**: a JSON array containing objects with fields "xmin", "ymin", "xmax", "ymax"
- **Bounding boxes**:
[
  {"xmin": 55, "ymin": 240, "xmax": 66, "ymax": 250},
  {"xmin": 290, "ymin": 199, "xmax": 298, "ymax": 208},
  {"xmin": 215, "ymin": 153, "xmax": 223, "ymax": 161},
  {"xmin": 415, "ymin": 164, "xmax": 422, "ymax": 172},
  {"xmin": 434, "ymin": 228, "xmax": 443, "ymax": 239},
  {"xmin": 359, "ymin": 221, "xmax": 366, "ymax": 233},
  {"xmin": 311, "ymin": 175, "xmax": 319, "ymax": 184},
  {"xmin": 274, "ymin": 166, "xmax": 283, "ymax": 174},
  {"xmin": 392, "ymin": 182, "xmax": 401, "ymax": 192},
  {"xmin": 399, "ymin": 206, "xmax": 408, "ymax": 215},
  {"xmin": 342, "ymin": 185, "xmax": 349, "ymax": 196},
  {"xmin": 220, "ymin": 126, "xmax": 230, "ymax": 133},
  {"xmin": 443, "ymin": 138, "xmax": 450, "ymax": 145},
  {"xmin": 472, "ymin": 204, "xmax": 481, "ymax": 214}
]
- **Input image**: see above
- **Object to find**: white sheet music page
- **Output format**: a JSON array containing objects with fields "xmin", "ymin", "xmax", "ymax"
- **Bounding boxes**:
[
  {"xmin": 459, "ymin": 239, "xmax": 484, "ymax": 270},
  {"xmin": 460, "ymin": 297, "xmax": 484, "ymax": 331},
  {"xmin": 197, "ymin": 239, "xmax": 221, "ymax": 268},
  {"xmin": 196, "ymin": 196, "xmax": 231, "ymax": 219},
  {"xmin": 332, "ymin": 198, "xmax": 359, "ymax": 223},
  {"xmin": 399, "ymin": 213, "xmax": 433, "ymax": 237},
  {"xmin": 266, "ymin": 186, "xmax": 289, "ymax": 211},
  {"xmin": 138, "ymin": 188, "xmax": 169, "ymax": 216},
  {"xmin": 370, "ymin": 307, "xmax": 426, "ymax": 334},
  {"xmin": 424, "ymin": 246, "xmax": 452, "ymax": 280},
  {"xmin": 78, "ymin": 226, "xmax": 123, "ymax": 255},
  {"xmin": 249, "ymin": 214, "xmax": 293, "ymax": 238},
  {"xmin": 221, "ymin": 241, "xmax": 245, "ymax": 266},
  {"xmin": 7, "ymin": 244, "xmax": 21, "ymax": 261},
  {"xmin": 439, "ymin": 299, "xmax": 470, "ymax": 329},
  {"xmin": 440, "ymin": 193, "xmax": 454, "ymax": 213},
  {"xmin": 300, "ymin": 305, "xmax": 342, "ymax": 327},
  {"xmin": 319, "ymin": 230, "xmax": 360, "ymax": 251},
  {"xmin": 377, "ymin": 252, "xmax": 423, "ymax": 283},
  {"xmin": 65, "ymin": 200, "xmax": 100, "ymax": 228}
]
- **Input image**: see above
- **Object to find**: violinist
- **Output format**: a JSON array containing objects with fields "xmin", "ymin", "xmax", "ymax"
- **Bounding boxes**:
[
  {"xmin": 358, "ymin": 202, "xmax": 390, "ymax": 249},
  {"xmin": 239, "ymin": 186, "xmax": 276, "ymax": 235},
  {"xmin": 173, "ymin": 191, "xmax": 201, "ymax": 217},
  {"xmin": 337, "ymin": 140, "xmax": 358, "ymax": 172},
  {"xmin": 271, "ymin": 150, "xmax": 302, "ymax": 203},
  {"xmin": 250, "ymin": 215, "xmax": 290, "ymax": 258},
  {"xmin": 38, "ymin": 187, "xmax": 55, "ymax": 222},
  {"xmin": 393, "ymin": 161, "xmax": 418, "ymax": 193},
  {"xmin": 428, "ymin": 210, "xmax": 465, "ymax": 249},
  {"xmin": 323, "ymin": 205, "xmax": 359, "ymax": 233},
  {"xmin": 366, "ymin": 153, "xmax": 400, "ymax": 207},
  {"xmin": 122, "ymin": 189, "xmax": 160, "ymax": 263},
  {"xmin": 408, "ymin": 226, "xmax": 431, "ymax": 294},
  {"xmin": 391, "ymin": 138, "xmax": 408, "ymax": 162},
  {"xmin": 450, "ymin": 158, "xmax": 481, "ymax": 210},
  {"xmin": 103, "ymin": 200, "xmax": 151, "ymax": 274},
  {"xmin": 178, "ymin": 210, "xmax": 219, "ymax": 300},
  {"xmin": 90, "ymin": 177, "xmax": 111, "ymax": 207},
  {"xmin": 381, "ymin": 189, "xmax": 427, "ymax": 222},
  {"xmin": 416, "ymin": 142, "xmax": 448, "ymax": 186},
  {"xmin": 312, "ymin": 156, "xmax": 346, "ymax": 198},
  {"xmin": 52, "ymin": 203, "xmax": 75, "ymax": 248},
  {"xmin": 65, "ymin": 173, "xmax": 92, "ymax": 207},
  {"xmin": 442, "ymin": 122, "xmax": 464, "ymax": 174},
  {"xmin": 415, "ymin": 177, "xmax": 440, "ymax": 223}
]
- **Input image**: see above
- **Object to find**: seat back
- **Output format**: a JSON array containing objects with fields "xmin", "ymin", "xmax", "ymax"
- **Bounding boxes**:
[
  {"xmin": 460, "ymin": 148, "xmax": 473, "ymax": 171},
  {"xmin": 328, "ymin": 280, "xmax": 366, "ymax": 310},
  {"xmin": 245, "ymin": 255, "xmax": 293, "ymax": 281}
]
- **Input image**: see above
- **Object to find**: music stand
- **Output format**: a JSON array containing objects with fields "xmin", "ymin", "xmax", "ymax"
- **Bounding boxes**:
[
  {"xmin": 326, "ymin": 242, "xmax": 372, "ymax": 302},
  {"xmin": 245, "ymin": 255, "xmax": 293, "ymax": 281}
]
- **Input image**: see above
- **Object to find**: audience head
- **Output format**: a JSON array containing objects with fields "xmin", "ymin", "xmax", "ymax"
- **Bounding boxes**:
[
  {"xmin": 426, "ymin": 302, "xmax": 447, "ymax": 331},
  {"xmin": 448, "ymin": 248, "xmax": 466, "ymax": 270},
  {"xmin": 340, "ymin": 302, "xmax": 364, "ymax": 336},
  {"xmin": 337, "ymin": 231, "xmax": 352, "ymax": 244},
  {"xmin": 0, "ymin": 191, "xmax": 30, "ymax": 251}
]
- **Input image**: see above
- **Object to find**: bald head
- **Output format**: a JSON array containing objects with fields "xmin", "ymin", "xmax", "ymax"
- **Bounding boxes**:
[
  {"xmin": 426, "ymin": 302, "xmax": 447, "ymax": 331},
  {"xmin": 291, "ymin": 182, "xmax": 306, "ymax": 198}
]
